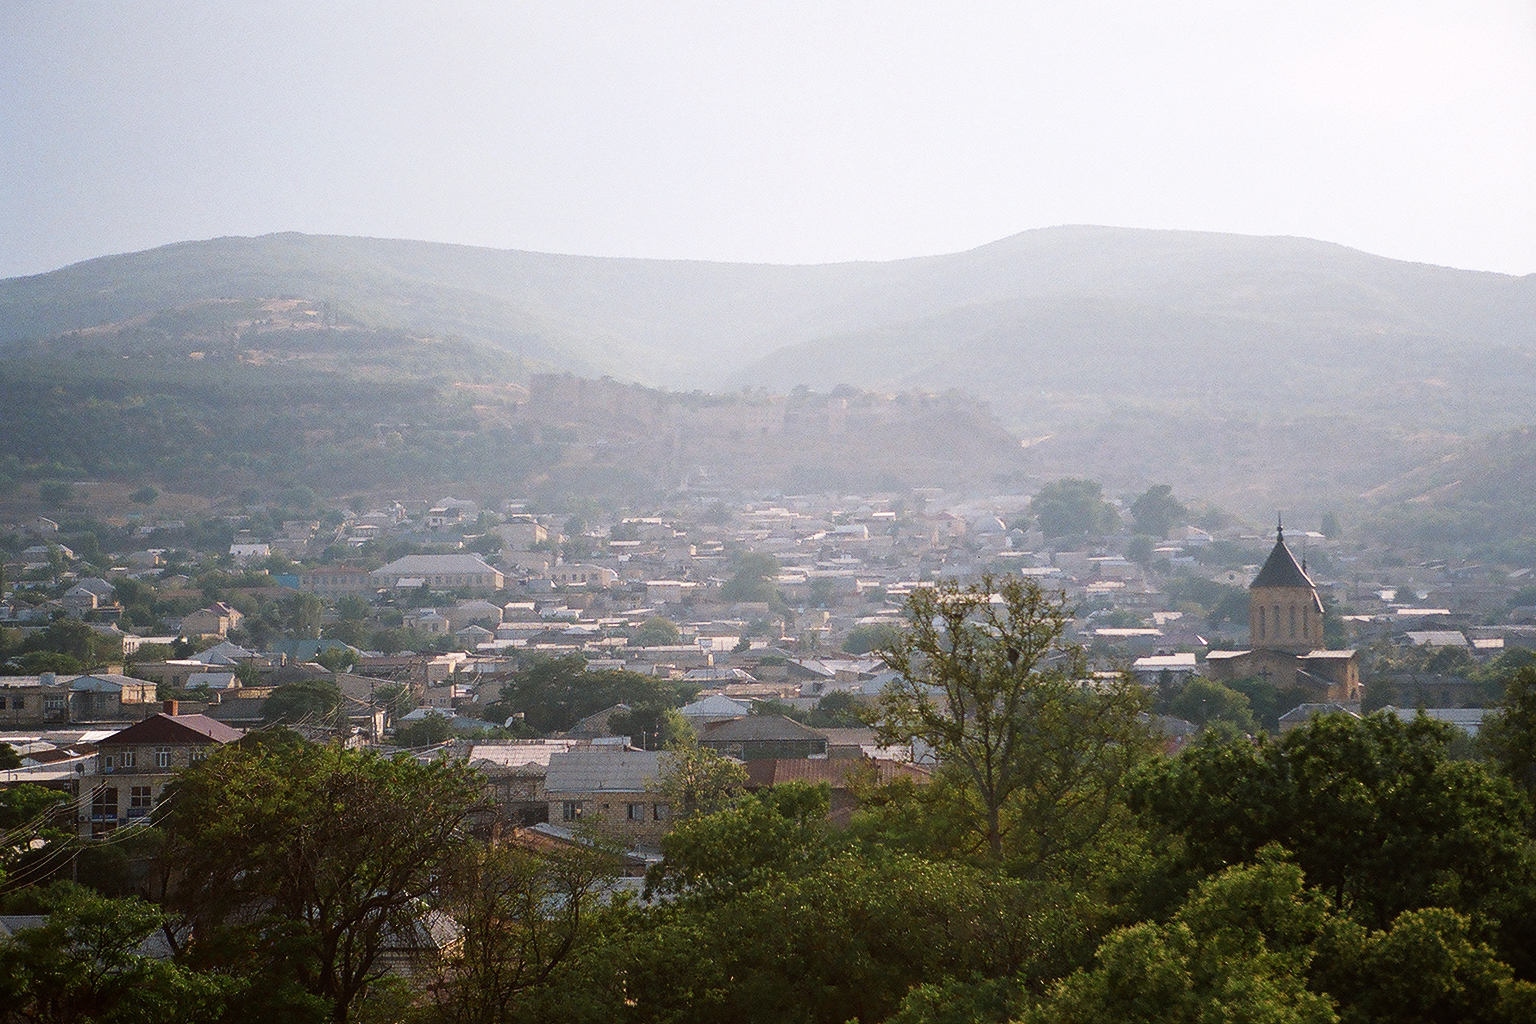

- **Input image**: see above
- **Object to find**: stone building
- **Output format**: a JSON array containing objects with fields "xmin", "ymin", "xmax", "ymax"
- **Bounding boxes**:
[{"xmin": 1205, "ymin": 524, "xmax": 1361, "ymax": 705}]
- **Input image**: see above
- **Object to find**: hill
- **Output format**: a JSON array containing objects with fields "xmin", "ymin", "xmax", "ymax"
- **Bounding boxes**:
[
  {"xmin": 1361, "ymin": 424, "xmax": 1536, "ymax": 560},
  {"xmin": 4, "ymin": 226, "xmax": 1536, "ymax": 516}
]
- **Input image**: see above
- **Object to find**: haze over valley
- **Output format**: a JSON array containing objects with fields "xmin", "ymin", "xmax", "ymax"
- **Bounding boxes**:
[{"xmin": 3, "ymin": 225, "xmax": 1535, "ymax": 548}]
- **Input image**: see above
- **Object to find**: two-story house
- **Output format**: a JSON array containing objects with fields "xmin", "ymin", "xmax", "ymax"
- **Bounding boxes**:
[{"xmin": 80, "ymin": 706, "xmax": 244, "ymax": 837}]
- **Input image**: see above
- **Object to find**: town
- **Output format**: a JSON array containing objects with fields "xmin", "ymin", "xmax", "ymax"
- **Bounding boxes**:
[{"xmin": 2, "ymin": 477, "xmax": 1525, "ymax": 837}]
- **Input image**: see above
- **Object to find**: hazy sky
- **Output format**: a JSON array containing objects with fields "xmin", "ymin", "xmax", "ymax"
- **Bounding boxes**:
[{"xmin": 3, "ymin": 2, "xmax": 1535, "ymax": 279}]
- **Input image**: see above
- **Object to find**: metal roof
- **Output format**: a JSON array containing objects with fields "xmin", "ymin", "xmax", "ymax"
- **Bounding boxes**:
[{"xmin": 544, "ymin": 748, "xmax": 663, "ymax": 794}]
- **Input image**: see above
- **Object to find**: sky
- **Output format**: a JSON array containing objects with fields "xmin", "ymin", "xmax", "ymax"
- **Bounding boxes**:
[{"xmin": 3, "ymin": 1, "xmax": 1535, "ymax": 279}]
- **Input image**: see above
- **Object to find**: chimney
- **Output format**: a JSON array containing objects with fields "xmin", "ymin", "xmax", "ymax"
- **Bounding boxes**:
[{"xmin": 163, "ymin": 699, "xmax": 179, "ymax": 716}]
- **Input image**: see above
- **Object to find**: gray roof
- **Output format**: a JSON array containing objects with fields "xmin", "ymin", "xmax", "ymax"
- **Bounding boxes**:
[
  {"xmin": 544, "ymin": 748, "xmax": 663, "ymax": 794},
  {"xmin": 374, "ymin": 554, "xmax": 501, "ymax": 576},
  {"xmin": 700, "ymin": 714, "xmax": 828, "ymax": 743},
  {"xmin": 1250, "ymin": 527, "xmax": 1316, "ymax": 591}
]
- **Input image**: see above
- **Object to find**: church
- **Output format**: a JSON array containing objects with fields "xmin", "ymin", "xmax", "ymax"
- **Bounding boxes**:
[{"xmin": 1204, "ymin": 523, "xmax": 1361, "ymax": 706}]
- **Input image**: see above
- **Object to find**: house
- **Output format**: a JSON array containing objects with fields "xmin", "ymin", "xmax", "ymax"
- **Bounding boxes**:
[
  {"xmin": 372, "ymin": 554, "xmax": 504, "ymax": 593},
  {"xmin": 699, "ymin": 715, "xmax": 829, "ymax": 761},
  {"xmin": 62, "ymin": 578, "xmax": 115, "ymax": 615},
  {"xmin": 0, "ymin": 674, "xmax": 70, "ymax": 726},
  {"xmin": 543, "ymin": 747, "xmax": 672, "ymax": 846},
  {"xmin": 1131, "ymin": 652, "xmax": 1198, "ymax": 687},
  {"xmin": 1277, "ymin": 703, "xmax": 1361, "ymax": 734},
  {"xmin": 80, "ymin": 706, "xmax": 244, "ymax": 836},
  {"xmin": 67, "ymin": 674, "xmax": 156, "ymax": 723},
  {"xmin": 298, "ymin": 565, "xmax": 375, "ymax": 598},
  {"xmin": 463, "ymin": 740, "xmax": 585, "ymax": 835},
  {"xmin": 228, "ymin": 542, "xmax": 271, "ymax": 565},
  {"xmin": 180, "ymin": 603, "xmax": 244, "ymax": 638},
  {"xmin": 446, "ymin": 600, "xmax": 504, "ymax": 630},
  {"xmin": 677, "ymin": 693, "xmax": 751, "ymax": 730}
]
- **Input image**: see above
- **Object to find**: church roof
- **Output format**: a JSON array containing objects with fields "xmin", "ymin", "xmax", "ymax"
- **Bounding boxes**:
[{"xmin": 1250, "ymin": 526, "xmax": 1315, "ymax": 590}]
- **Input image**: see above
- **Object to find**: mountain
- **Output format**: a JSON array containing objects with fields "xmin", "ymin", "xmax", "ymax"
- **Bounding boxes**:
[
  {"xmin": 1361, "ymin": 424, "xmax": 1536, "ymax": 559},
  {"xmin": 4, "ymin": 226, "xmax": 1535, "ymax": 516}
]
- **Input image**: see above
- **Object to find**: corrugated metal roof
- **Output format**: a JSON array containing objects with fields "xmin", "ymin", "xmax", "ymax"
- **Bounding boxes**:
[
  {"xmin": 700, "ymin": 715, "xmax": 827, "ymax": 743},
  {"xmin": 544, "ymin": 748, "xmax": 662, "ymax": 794}
]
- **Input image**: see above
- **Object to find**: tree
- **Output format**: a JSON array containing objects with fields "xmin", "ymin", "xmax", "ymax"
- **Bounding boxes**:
[
  {"xmin": 1132, "ymin": 712, "xmax": 1534, "ymax": 929},
  {"xmin": 719, "ymin": 552, "xmax": 780, "ymax": 603},
  {"xmin": 130, "ymin": 485, "xmax": 159, "ymax": 505},
  {"xmin": 0, "ymin": 882, "xmax": 230, "ymax": 1023},
  {"xmin": 263, "ymin": 678, "xmax": 345, "ymax": 726},
  {"xmin": 395, "ymin": 711, "xmax": 453, "ymax": 747},
  {"xmin": 1129, "ymin": 484, "xmax": 1187, "ymax": 538},
  {"xmin": 608, "ymin": 703, "xmax": 692, "ymax": 750},
  {"xmin": 372, "ymin": 681, "xmax": 416, "ymax": 721},
  {"xmin": 335, "ymin": 594, "xmax": 371, "ymax": 622},
  {"xmin": 38, "ymin": 480, "xmax": 73, "ymax": 506},
  {"xmin": 282, "ymin": 592, "xmax": 326, "ymax": 639},
  {"xmin": 492, "ymin": 655, "xmax": 696, "ymax": 735},
  {"xmin": 314, "ymin": 646, "xmax": 354, "ymax": 673},
  {"xmin": 1030, "ymin": 479, "xmax": 1120, "ymax": 540},
  {"xmin": 875, "ymin": 574, "xmax": 1153, "ymax": 864},
  {"xmin": 842, "ymin": 622, "xmax": 900, "ymax": 655},
  {"xmin": 160, "ymin": 742, "xmax": 480, "ymax": 1023},
  {"xmin": 1168, "ymin": 676, "xmax": 1257, "ymax": 734},
  {"xmin": 656, "ymin": 742, "xmax": 748, "ymax": 819},
  {"xmin": 1320, "ymin": 511, "xmax": 1341, "ymax": 539},
  {"xmin": 632, "ymin": 615, "xmax": 681, "ymax": 647},
  {"xmin": 1480, "ymin": 665, "xmax": 1536, "ymax": 793},
  {"xmin": 1022, "ymin": 855, "xmax": 1336, "ymax": 1024},
  {"xmin": 425, "ymin": 841, "xmax": 617, "ymax": 1024},
  {"xmin": 0, "ymin": 783, "xmax": 70, "ymax": 888}
]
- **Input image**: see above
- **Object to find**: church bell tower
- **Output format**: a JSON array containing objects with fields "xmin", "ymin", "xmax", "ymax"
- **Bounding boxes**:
[{"xmin": 1249, "ymin": 520, "xmax": 1324, "ymax": 655}]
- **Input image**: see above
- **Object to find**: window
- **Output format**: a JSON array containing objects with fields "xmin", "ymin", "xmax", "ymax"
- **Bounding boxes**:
[
  {"xmin": 91, "ymin": 786, "xmax": 118, "ymax": 821},
  {"xmin": 1289, "ymin": 605, "xmax": 1296, "ymax": 639},
  {"xmin": 0, "ymin": 696, "xmax": 7, "ymax": 709},
  {"xmin": 128, "ymin": 786, "xmax": 153, "ymax": 818},
  {"xmin": 561, "ymin": 801, "xmax": 583, "ymax": 822},
  {"xmin": 155, "ymin": 748, "xmax": 171, "ymax": 768},
  {"xmin": 626, "ymin": 802, "xmax": 645, "ymax": 821},
  {"xmin": 190, "ymin": 747, "xmax": 207, "ymax": 762},
  {"xmin": 1257, "ymin": 606, "xmax": 1265, "ymax": 639},
  {"xmin": 101, "ymin": 754, "xmax": 114, "ymax": 771},
  {"xmin": 653, "ymin": 803, "xmax": 671, "ymax": 822},
  {"xmin": 120, "ymin": 750, "xmax": 135, "ymax": 768}
]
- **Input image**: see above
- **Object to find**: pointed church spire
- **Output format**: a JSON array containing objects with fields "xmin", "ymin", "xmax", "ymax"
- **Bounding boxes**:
[{"xmin": 1277, "ymin": 512, "xmax": 1284, "ymax": 543}]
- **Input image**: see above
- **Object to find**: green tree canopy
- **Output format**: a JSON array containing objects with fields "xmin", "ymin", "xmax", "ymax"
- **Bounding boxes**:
[
  {"xmin": 841, "ymin": 621, "xmax": 900, "ymax": 655},
  {"xmin": 1129, "ymin": 484, "xmax": 1188, "ymax": 538},
  {"xmin": 493, "ymin": 655, "xmax": 697, "ymax": 734},
  {"xmin": 1031, "ymin": 478, "xmax": 1120, "ymax": 539},
  {"xmin": 160, "ymin": 742, "xmax": 480, "ymax": 1023},
  {"xmin": 262, "ymin": 678, "xmax": 344, "ymax": 726},
  {"xmin": 1132, "ymin": 712, "xmax": 1534, "ymax": 930},
  {"xmin": 875, "ymin": 574, "xmax": 1153, "ymax": 866},
  {"xmin": 631, "ymin": 615, "xmax": 682, "ymax": 647}
]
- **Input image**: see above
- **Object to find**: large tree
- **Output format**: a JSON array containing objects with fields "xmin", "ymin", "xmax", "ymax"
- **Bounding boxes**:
[
  {"xmin": 1129, "ymin": 484, "xmax": 1187, "ymax": 538},
  {"xmin": 425, "ymin": 841, "xmax": 617, "ymax": 1024},
  {"xmin": 159, "ymin": 737, "xmax": 481, "ymax": 1022},
  {"xmin": 1132, "ymin": 713, "xmax": 1534, "ymax": 931},
  {"xmin": 1030, "ymin": 478, "xmax": 1120, "ymax": 540},
  {"xmin": 874, "ymin": 574, "xmax": 1153, "ymax": 864}
]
